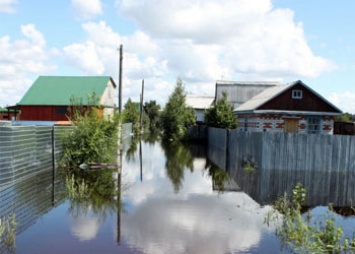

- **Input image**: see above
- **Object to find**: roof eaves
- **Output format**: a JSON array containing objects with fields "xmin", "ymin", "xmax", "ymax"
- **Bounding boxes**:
[{"xmin": 234, "ymin": 109, "xmax": 342, "ymax": 116}]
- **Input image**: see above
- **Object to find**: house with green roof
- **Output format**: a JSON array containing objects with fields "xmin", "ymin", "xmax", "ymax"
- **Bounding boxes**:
[{"xmin": 15, "ymin": 76, "xmax": 117, "ymax": 121}]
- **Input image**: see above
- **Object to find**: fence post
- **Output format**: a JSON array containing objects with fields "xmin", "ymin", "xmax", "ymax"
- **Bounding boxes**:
[
  {"xmin": 51, "ymin": 126, "xmax": 56, "ymax": 205},
  {"xmin": 225, "ymin": 129, "xmax": 230, "ymax": 172}
]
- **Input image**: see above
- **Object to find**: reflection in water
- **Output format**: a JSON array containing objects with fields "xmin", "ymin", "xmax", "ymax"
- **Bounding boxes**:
[
  {"xmin": 8, "ymin": 136, "xmax": 284, "ymax": 254},
  {"xmin": 121, "ymin": 138, "xmax": 279, "ymax": 254},
  {"xmin": 64, "ymin": 168, "xmax": 120, "ymax": 242},
  {"xmin": 161, "ymin": 140, "xmax": 194, "ymax": 193}
]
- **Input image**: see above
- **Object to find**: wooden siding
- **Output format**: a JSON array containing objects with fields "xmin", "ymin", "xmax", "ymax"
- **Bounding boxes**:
[
  {"xmin": 258, "ymin": 83, "xmax": 339, "ymax": 112},
  {"xmin": 17, "ymin": 105, "xmax": 107, "ymax": 121},
  {"xmin": 18, "ymin": 106, "xmax": 69, "ymax": 121}
]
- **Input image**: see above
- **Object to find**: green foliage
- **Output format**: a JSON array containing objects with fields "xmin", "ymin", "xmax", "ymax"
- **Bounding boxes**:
[
  {"xmin": 335, "ymin": 113, "xmax": 354, "ymax": 122},
  {"xmin": 161, "ymin": 139, "xmax": 194, "ymax": 193},
  {"xmin": 205, "ymin": 160, "xmax": 230, "ymax": 191},
  {"xmin": 144, "ymin": 100, "xmax": 161, "ymax": 130},
  {"xmin": 204, "ymin": 92, "xmax": 237, "ymax": 129},
  {"xmin": 161, "ymin": 78, "xmax": 195, "ymax": 140},
  {"xmin": 60, "ymin": 93, "xmax": 120, "ymax": 169},
  {"xmin": 122, "ymin": 98, "xmax": 140, "ymax": 133},
  {"xmin": 265, "ymin": 183, "xmax": 355, "ymax": 253},
  {"xmin": 0, "ymin": 214, "xmax": 17, "ymax": 252},
  {"xmin": 66, "ymin": 174, "xmax": 90, "ymax": 199}
]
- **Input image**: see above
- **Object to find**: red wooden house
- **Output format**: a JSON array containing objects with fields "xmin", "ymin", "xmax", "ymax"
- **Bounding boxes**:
[{"xmin": 15, "ymin": 76, "xmax": 116, "ymax": 121}]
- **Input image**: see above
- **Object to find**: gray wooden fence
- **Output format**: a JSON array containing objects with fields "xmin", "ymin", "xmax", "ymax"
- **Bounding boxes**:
[
  {"xmin": 208, "ymin": 128, "xmax": 355, "ymax": 173},
  {"xmin": 207, "ymin": 127, "xmax": 355, "ymax": 206}
]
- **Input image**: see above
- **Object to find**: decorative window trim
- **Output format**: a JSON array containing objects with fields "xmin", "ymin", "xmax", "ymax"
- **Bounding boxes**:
[
  {"xmin": 307, "ymin": 117, "xmax": 321, "ymax": 134},
  {"xmin": 292, "ymin": 90, "xmax": 303, "ymax": 99}
]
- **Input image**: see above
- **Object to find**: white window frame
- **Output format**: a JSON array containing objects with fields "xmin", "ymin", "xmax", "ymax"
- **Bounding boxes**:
[
  {"xmin": 292, "ymin": 90, "xmax": 303, "ymax": 99},
  {"xmin": 308, "ymin": 117, "xmax": 321, "ymax": 134}
]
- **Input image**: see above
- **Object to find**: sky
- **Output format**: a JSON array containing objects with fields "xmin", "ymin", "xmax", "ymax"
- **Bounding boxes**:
[{"xmin": 1, "ymin": 0, "xmax": 355, "ymax": 113}]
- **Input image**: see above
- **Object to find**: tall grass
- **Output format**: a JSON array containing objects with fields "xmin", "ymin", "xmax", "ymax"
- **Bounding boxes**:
[
  {"xmin": 265, "ymin": 183, "xmax": 355, "ymax": 253},
  {"xmin": 0, "ymin": 214, "xmax": 17, "ymax": 253}
]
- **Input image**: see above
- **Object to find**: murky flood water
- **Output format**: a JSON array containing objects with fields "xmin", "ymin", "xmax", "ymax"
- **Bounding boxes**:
[{"xmin": 1, "ymin": 136, "xmax": 355, "ymax": 253}]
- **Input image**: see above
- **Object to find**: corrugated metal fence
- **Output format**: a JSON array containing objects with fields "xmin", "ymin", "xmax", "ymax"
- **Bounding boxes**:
[
  {"xmin": 0, "ymin": 123, "xmax": 132, "ymax": 188},
  {"xmin": 0, "ymin": 126, "xmax": 61, "ymax": 187}
]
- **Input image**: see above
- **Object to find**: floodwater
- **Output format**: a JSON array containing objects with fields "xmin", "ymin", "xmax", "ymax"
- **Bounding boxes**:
[{"xmin": 1, "ymin": 135, "xmax": 355, "ymax": 253}]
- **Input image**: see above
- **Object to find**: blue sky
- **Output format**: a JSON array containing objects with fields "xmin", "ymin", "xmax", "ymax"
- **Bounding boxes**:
[{"xmin": 1, "ymin": 0, "xmax": 355, "ymax": 113}]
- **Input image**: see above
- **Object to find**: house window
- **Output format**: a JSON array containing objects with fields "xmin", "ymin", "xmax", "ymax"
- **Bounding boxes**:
[
  {"xmin": 308, "ymin": 117, "xmax": 321, "ymax": 134},
  {"xmin": 292, "ymin": 90, "xmax": 303, "ymax": 99},
  {"xmin": 56, "ymin": 107, "xmax": 67, "ymax": 115}
]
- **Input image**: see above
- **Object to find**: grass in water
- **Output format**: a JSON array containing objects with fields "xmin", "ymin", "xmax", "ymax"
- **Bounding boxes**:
[
  {"xmin": 0, "ymin": 214, "xmax": 17, "ymax": 253},
  {"xmin": 265, "ymin": 183, "xmax": 355, "ymax": 253}
]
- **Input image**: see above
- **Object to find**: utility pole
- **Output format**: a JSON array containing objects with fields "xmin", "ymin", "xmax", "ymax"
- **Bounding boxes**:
[
  {"xmin": 118, "ymin": 45, "xmax": 123, "ymax": 113},
  {"xmin": 139, "ymin": 79, "xmax": 144, "ymax": 133}
]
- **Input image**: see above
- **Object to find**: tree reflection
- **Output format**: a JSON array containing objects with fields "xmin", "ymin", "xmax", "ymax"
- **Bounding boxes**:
[
  {"xmin": 205, "ymin": 159, "xmax": 230, "ymax": 192},
  {"xmin": 141, "ymin": 131, "xmax": 160, "ymax": 145},
  {"xmin": 161, "ymin": 140, "xmax": 194, "ymax": 193},
  {"xmin": 125, "ymin": 136, "xmax": 139, "ymax": 162},
  {"xmin": 64, "ymin": 169, "xmax": 121, "ymax": 221}
]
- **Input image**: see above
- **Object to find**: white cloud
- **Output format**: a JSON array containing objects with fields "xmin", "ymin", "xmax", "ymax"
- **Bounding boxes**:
[
  {"xmin": 0, "ymin": 0, "xmax": 17, "ymax": 13},
  {"xmin": 64, "ymin": 41, "xmax": 105, "ymax": 75},
  {"xmin": 21, "ymin": 24, "xmax": 46, "ymax": 47},
  {"xmin": 62, "ymin": 0, "xmax": 337, "ymax": 106},
  {"xmin": 328, "ymin": 92, "xmax": 355, "ymax": 114},
  {"xmin": 71, "ymin": 0, "xmax": 103, "ymax": 20},
  {"xmin": 0, "ymin": 24, "xmax": 57, "ymax": 106},
  {"xmin": 118, "ymin": 0, "xmax": 336, "ymax": 81}
]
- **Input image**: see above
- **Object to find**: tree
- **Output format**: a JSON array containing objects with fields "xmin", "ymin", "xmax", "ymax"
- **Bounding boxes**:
[
  {"xmin": 204, "ymin": 92, "xmax": 237, "ymax": 129},
  {"xmin": 335, "ymin": 113, "xmax": 354, "ymax": 122},
  {"xmin": 144, "ymin": 100, "xmax": 161, "ymax": 130},
  {"xmin": 160, "ymin": 78, "xmax": 195, "ymax": 140},
  {"xmin": 122, "ymin": 98, "xmax": 140, "ymax": 133}
]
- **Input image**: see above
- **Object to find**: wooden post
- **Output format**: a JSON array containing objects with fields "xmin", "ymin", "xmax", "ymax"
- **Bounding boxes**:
[
  {"xmin": 51, "ymin": 127, "xmax": 56, "ymax": 205},
  {"xmin": 139, "ymin": 139, "xmax": 143, "ymax": 182},
  {"xmin": 140, "ymin": 79, "xmax": 144, "ymax": 133},
  {"xmin": 118, "ymin": 44, "xmax": 123, "ymax": 113}
]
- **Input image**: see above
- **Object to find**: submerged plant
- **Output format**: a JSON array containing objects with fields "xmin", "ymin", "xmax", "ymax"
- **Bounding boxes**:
[
  {"xmin": 265, "ymin": 183, "xmax": 355, "ymax": 253},
  {"xmin": 0, "ymin": 214, "xmax": 17, "ymax": 253},
  {"xmin": 65, "ymin": 174, "xmax": 89, "ymax": 200}
]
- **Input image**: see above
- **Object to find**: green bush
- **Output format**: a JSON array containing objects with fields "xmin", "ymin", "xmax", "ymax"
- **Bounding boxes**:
[
  {"xmin": 265, "ymin": 183, "xmax": 355, "ymax": 253},
  {"xmin": 60, "ymin": 94, "xmax": 120, "ymax": 169}
]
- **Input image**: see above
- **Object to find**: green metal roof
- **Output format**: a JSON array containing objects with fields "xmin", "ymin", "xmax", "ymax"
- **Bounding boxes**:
[{"xmin": 18, "ymin": 76, "xmax": 115, "ymax": 106}]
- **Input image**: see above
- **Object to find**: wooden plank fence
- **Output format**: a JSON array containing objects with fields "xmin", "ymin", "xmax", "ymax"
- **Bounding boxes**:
[{"xmin": 207, "ymin": 127, "xmax": 355, "ymax": 206}]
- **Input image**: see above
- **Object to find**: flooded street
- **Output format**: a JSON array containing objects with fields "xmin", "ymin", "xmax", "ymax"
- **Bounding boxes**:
[{"xmin": 2, "ymin": 135, "xmax": 355, "ymax": 253}]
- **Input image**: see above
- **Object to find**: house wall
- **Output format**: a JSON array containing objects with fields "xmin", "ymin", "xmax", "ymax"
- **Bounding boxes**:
[
  {"xmin": 216, "ymin": 82, "xmax": 278, "ymax": 109},
  {"xmin": 100, "ymin": 80, "xmax": 116, "ymax": 118},
  {"xmin": 18, "ymin": 106, "xmax": 69, "ymax": 121},
  {"xmin": 0, "ymin": 112, "xmax": 20, "ymax": 120},
  {"xmin": 237, "ymin": 114, "xmax": 334, "ymax": 134},
  {"xmin": 259, "ymin": 83, "xmax": 338, "ymax": 112}
]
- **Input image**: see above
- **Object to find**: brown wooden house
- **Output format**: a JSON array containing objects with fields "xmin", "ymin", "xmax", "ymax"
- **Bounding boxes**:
[
  {"xmin": 233, "ymin": 80, "xmax": 342, "ymax": 134},
  {"xmin": 15, "ymin": 76, "xmax": 116, "ymax": 121}
]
